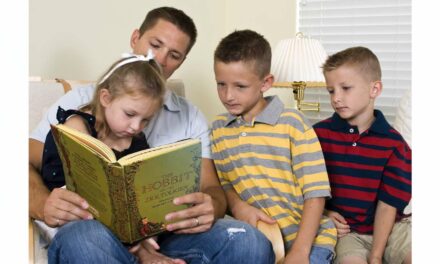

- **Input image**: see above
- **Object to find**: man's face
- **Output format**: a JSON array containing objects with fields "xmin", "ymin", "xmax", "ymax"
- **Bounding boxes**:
[{"xmin": 131, "ymin": 19, "xmax": 190, "ymax": 79}]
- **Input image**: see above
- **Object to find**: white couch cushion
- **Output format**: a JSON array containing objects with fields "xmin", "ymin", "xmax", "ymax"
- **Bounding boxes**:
[
  {"xmin": 393, "ymin": 89, "xmax": 412, "ymax": 146},
  {"xmin": 392, "ymin": 89, "xmax": 412, "ymax": 214}
]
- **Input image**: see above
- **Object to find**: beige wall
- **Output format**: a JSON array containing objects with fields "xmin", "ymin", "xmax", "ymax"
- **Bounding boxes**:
[{"xmin": 30, "ymin": 0, "xmax": 297, "ymax": 122}]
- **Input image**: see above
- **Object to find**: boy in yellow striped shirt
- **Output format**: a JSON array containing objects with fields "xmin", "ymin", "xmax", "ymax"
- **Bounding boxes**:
[{"xmin": 211, "ymin": 29, "xmax": 336, "ymax": 264}]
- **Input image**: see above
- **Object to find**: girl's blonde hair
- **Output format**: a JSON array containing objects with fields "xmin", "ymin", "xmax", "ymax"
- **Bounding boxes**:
[{"xmin": 80, "ymin": 57, "xmax": 165, "ymax": 138}]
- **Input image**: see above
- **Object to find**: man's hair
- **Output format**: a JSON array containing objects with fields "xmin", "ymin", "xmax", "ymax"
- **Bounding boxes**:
[
  {"xmin": 139, "ymin": 7, "xmax": 197, "ymax": 55},
  {"xmin": 214, "ymin": 29, "xmax": 271, "ymax": 78},
  {"xmin": 322, "ymin": 46, "xmax": 382, "ymax": 82}
]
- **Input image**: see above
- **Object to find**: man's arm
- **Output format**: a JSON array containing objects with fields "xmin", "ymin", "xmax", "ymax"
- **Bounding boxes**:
[
  {"xmin": 199, "ymin": 158, "xmax": 226, "ymax": 219},
  {"xmin": 29, "ymin": 138, "xmax": 92, "ymax": 226},
  {"xmin": 29, "ymin": 139, "xmax": 50, "ymax": 220},
  {"xmin": 285, "ymin": 197, "xmax": 325, "ymax": 264},
  {"xmin": 29, "ymin": 85, "xmax": 98, "ymax": 225},
  {"xmin": 369, "ymin": 201, "xmax": 397, "ymax": 264}
]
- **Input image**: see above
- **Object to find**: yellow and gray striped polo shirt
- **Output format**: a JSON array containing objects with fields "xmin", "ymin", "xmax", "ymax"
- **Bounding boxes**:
[{"xmin": 211, "ymin": 96, "xmax": 336, "ymax": 252}]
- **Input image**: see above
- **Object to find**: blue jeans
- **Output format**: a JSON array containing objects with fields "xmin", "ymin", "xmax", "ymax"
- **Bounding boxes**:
[
  {"xmin": 48, "ymin": 219, "xmax": 275, "ymax": 264},
  {"xmin": 309, "ymin": 246, "xmax": 334, "ymax": 264}
]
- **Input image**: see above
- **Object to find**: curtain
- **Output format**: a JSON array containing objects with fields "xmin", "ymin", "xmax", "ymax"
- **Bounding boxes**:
[{"xmin": 297, "ymin": 0, "xmax": 411, "ymax": 124}]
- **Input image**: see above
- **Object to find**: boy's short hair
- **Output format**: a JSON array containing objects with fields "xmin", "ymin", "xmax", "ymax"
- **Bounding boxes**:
[
  {"xmin": 214, "ymin": 29, "xmax": 271, "ymax": 78},
  {"xmin": 139, "ymin": 7, "xmax": 197, "ymax": 55},
  {"xmin": 322, "ymin": 46, "xmax": 382, "ymax": 82}
]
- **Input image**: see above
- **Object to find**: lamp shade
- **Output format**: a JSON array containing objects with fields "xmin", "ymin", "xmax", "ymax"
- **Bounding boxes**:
[{"xmin": 271, "ymin": 34, "xmax": 328, "ymax": 83}]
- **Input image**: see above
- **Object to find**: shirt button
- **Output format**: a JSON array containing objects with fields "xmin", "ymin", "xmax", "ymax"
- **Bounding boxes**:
[
  {"xmin": 241, "ymin": 132, "xmax": 247, "ymax": 137},
  {"xmin": 349, "ymin": 128, "xmax": 354, "ymax": 133},
  {"xmin": 352, "ymin": 142, "xmax": 357, "ymax": 147}
]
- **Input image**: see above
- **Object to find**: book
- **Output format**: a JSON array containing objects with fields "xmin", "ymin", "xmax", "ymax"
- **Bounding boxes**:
[
  {"xmin": 256, "ymin": 221, "xmax": 285, "ymax": 264},
  {"xmin": 50, "ymin": 124, "xmax": 201, "ymax": 244}
]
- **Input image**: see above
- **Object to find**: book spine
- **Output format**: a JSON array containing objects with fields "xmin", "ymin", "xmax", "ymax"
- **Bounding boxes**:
[
  {"xmin": 106, "ymin": 164, "xmax": 131, "ymax": 243},
  {"xmin": 123, "ymin": 162, "xmax": 144, "ymax": 241}
]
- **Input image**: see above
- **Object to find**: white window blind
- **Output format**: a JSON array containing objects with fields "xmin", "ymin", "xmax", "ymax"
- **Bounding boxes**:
[{"xmin": 297, "ymin": 0, "xmax": 411, "ymax": 125}]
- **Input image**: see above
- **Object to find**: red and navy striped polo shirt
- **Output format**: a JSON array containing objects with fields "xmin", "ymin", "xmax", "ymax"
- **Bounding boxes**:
[{"xmin": 313, "ymin": 110, "xmax": 411, "ymax": 234}]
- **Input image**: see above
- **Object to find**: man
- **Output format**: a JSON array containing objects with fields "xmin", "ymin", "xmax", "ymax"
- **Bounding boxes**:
[{"xmin": 29, "ymin": 7, "xmax": 274, "ymax": 263}]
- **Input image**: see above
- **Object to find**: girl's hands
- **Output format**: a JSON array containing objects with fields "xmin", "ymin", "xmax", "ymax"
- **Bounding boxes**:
[{"xmin": 129, "ymin": 237, "xmax": 186, "ymax": 264}]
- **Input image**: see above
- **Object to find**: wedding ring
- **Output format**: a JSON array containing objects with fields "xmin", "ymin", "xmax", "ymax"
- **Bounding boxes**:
[{"xmin": 193, "ymin": 217, "xmax": 200, "ymax": 227}]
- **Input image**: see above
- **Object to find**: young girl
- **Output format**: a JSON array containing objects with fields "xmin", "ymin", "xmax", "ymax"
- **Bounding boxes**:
[{"xmin": 41, "ymin": 50, "xmax": 165, "ymax": 190}]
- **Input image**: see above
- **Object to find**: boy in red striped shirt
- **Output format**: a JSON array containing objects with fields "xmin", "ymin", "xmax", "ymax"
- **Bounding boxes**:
[{"xmin": 313, "ymin": 46, "xmax": 411, "ymax": 264}]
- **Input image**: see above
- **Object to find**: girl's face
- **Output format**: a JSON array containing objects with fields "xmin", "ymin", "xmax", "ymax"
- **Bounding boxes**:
[{"xmin": 100, "ymin": 90, "xmax": 161, "ymax": 139}]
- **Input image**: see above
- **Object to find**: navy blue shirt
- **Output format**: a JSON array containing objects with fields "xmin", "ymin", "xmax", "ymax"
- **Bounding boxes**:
[
  {"xmin": 41, "ymin": 107, "xmax": 149, "ymax": 191},
  {"xmin": 313, "ymin": 110, "xmax": 411, "ymax": 234}
]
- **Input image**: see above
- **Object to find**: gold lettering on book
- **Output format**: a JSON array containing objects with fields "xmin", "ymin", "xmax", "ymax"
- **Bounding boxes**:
[
  {"xmin": 71, "ymin": 152, "xmax": 97, "ymax": 181},
  {"xmin": 141, "ymin": 171, "xmax": 192, "ymax": 193}
]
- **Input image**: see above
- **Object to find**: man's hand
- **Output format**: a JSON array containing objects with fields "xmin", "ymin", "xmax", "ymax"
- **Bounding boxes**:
[
  {"xmin": 130, "ymin": 238, "xmax": 186, "ymax": 264},
  {"xmin": 326, "ymin": 210, "xmax": 350, "ymax": 237},
  {"xmin": 43, "ymin": 187, "xmax": 92, "ymax": 227},
  {"xmin": 164, "ymin": 192, "xmax": 215, "ymax": 234}
]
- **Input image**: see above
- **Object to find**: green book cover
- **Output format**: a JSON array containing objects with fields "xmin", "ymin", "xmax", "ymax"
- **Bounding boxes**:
[{"xmin": 50, "ymin": 124, "xmax": 201, "ymax": 244}]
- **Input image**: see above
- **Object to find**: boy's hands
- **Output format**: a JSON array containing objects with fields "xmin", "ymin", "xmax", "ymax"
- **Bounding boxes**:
[
  {"xmin": 232, "ymin": 200, "xmax": 276, "ymax": 227},
  {"xmin": 368, "ymin": 256, "xmax": 382, "ymax": 264},
  {"xmin": 43, "ymin": 187, "xmax": 93, "ymax": 227},
  {"xmin": 284, "ymin": 251, "xmax": 309, "ymax": 264},
  {"xmin": 326, "ymin": 210, "xmax": 350, "ymax": 237}
]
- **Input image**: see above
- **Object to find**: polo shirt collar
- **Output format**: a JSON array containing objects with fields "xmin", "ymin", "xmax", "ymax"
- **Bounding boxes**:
[
  {"xmin": 330, "ymin": 109, "xmax": 392, "ymax": 135},
  {"xmin": 224, "ymin": 95, "xmax": 284, "ymax": 127},
  {"xmin": 163, "ymin": 90, "xmax": 181, "ymax": 112}
]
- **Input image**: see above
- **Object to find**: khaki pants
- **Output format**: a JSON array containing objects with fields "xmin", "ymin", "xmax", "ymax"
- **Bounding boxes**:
[{"xmin": 335, "ymin": 218, "xmax": 411, "ymax": 264}]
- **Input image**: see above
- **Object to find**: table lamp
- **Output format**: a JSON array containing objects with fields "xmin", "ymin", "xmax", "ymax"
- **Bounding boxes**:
[{"xmin": 271, "ymin": 33, "xmax": 327, "ymax": 111}]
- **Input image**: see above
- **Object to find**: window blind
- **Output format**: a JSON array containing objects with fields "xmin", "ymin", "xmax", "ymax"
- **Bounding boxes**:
[{"xmin": 297, "ymin": 0, "xmax": 411, "ymax": 125}]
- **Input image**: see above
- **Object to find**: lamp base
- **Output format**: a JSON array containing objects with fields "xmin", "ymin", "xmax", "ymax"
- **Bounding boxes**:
[
  {"xmin": 296, "ymin": 101, "xmax": 320, "ymax": 112},
  {"xmin": 291, "ymin": 82, "xmax": 320, "ymax": 112}
]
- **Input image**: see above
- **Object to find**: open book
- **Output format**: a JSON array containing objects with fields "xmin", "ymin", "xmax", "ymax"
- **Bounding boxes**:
[{"xmin": 50, "ymin": 124, "xmax": 201, "ymax": 244}]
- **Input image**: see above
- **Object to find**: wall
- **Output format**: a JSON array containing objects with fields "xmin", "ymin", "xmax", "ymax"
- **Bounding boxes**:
[{"xmin": 30, "ymin": 0, "xmax": 296, "ymax": 122}]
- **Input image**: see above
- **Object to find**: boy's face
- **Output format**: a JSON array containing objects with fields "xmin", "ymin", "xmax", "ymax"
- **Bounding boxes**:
[
  {"xmin": 214, "ymin": 61, "xmax": 272, "ymax": 122},
  {"xmin": 324, "ymin": 64, "xmax": 381, "ymax": 126},
  {"xmin": 131, "ymin": 19, "xmax": 190, "ymax": 79}
]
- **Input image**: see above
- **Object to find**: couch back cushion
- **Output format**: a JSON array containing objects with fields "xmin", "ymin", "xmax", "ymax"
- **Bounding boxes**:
[{"xmin": 29, "ymin": 78, "xmax": 185, "ymax": 133}]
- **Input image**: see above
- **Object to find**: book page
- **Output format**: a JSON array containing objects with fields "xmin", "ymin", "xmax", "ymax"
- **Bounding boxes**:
[
  {"xmin": 118, "ymin": 139, "xmax": 200, "ymax": 166},
  {"xmin": 51, "ymin": 124, "xmax": 116, "ymax": 227},
  {"xmin": 53, "ymin": 124, "xmax": 116, "ymax": 162}
]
